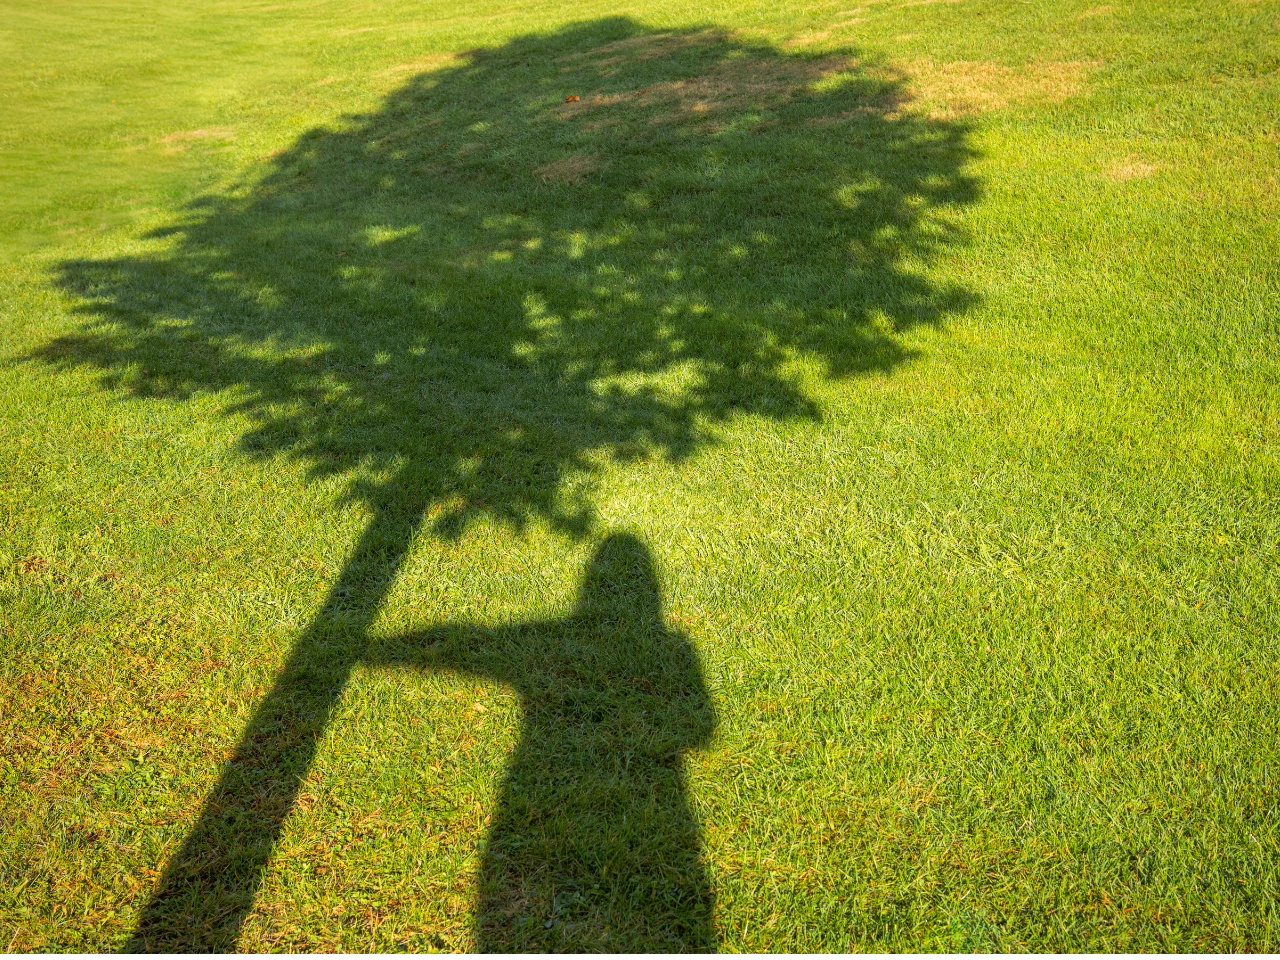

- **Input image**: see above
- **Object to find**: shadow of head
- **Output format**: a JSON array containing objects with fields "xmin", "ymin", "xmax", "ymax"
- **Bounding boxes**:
[
  {"xmin": 36, "ymin": 16, "xmax": 980, "ymax": 541},
  {"xmin": 387, "ymin": 532, "xmax": 712, "ymax": 742},
  {"xmin": 576, "ymin": 530, "xmax": 661, "ymax": 627}
]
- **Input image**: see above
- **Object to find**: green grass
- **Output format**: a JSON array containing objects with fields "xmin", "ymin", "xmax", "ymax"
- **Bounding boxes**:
[{"xmin": 2, "ymin": 0, "xmax": 1279, "ymax": 951}]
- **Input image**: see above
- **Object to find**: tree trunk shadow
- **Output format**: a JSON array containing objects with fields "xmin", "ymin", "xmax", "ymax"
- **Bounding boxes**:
[
  {"xmin": 128, "ymin": 525, "xmax": 716, "ymax": 952},
  {"xmin": 125, "ymin": 484, "xmax": 426, "ymax": 951}
]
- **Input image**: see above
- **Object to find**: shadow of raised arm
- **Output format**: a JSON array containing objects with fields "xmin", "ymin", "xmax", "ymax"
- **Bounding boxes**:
[{"xmin": 368, "ymin": 533, "xmax": 717, "ymax": 950}]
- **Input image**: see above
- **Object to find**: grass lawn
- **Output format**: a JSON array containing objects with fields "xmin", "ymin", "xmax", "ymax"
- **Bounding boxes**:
[{"xmin": 2, "ymin": 0, "xmax": 1279, "ymax": 950}]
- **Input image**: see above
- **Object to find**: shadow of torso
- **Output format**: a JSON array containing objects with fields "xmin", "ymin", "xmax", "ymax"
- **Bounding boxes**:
[{"xmin": 368, "ymin": 534, "xmax": 716, "ymax": 951}]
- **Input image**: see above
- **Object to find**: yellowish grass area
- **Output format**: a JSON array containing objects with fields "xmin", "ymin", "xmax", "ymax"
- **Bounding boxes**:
[
  {"xmin": 381, "ymin": 53, "xmax": 464, "ymax": 76},
  {"xmin": 157, "ymin": 127, "xmax": 238, "ymax": 154},
  {"xmin": 556, "ymin": 37, "xmax": 856, "ymax": 132},
  {"xmin": 894, "ymin": 58, "xmax": 1091, "ymax": 118},
  {"xmin": 1105, "ymin": 156, "xmax": 1160, "ymax": 180},
  {"xmin": 574, "ymin": 32, "xmax": 1091, "ymax": 124}
]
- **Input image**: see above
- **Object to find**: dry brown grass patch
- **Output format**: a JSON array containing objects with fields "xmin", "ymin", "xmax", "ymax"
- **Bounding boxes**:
[
  {"xmin": 555, "ymin": 53, "xmax": 856, "ymax": 125},
  {"xmin": 556, "ymin": 30, "xmax": 726, "ymax": 64},
  {"xmin": 1106, "ymin": 156, "xmax": 1159, "ymax": 181},
  {"xmin": 158, "ymin": 127, "xmax": 237, "ymax": 154},
  {"xmin": 896, "ymin": 58, "xmax": 1090, "ymax": 118},
  {"xmin": 784, "ymin": 16, "xmax": 868, "ymax": 47},
  {"xmin": 778, "ymin": 26, "xmax": 860, "ymax": 48},
  {"xmin": 159, "ymin": 126, "xmax": 237, "ymax": 144},
  {"xmin": 382, "ymin": 53, "xmax": 462, "ymax": 76},
  {"xmin": 785, "ymin": 31, "xmax": 834, "ymax": 47},
  {"xmin": 535, "ymin": 153, "xmax": 606, "ymax": 183},
  {"xmin": 1078, "ymin": 4, "xmax": 1115, "ymax": 17}
]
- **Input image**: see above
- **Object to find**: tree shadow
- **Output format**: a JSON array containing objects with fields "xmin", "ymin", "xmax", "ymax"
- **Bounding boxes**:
[{"xmin": 30, "ymin": 16, "xmax": 980, "ymax": 950}]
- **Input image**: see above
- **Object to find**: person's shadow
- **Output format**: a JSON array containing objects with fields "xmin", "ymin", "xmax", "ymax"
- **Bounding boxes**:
[
  {"xmin": 368, "ymin": 533, "xmax": 715, "ymax": 951},
  {"xmin": 28, "ymin": 15, "xmax": 980, "ymax": 951}
]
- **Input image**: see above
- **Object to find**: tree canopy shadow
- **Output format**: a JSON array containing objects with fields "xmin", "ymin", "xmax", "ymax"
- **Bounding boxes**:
[{"xmin": 32, "ymin": 16, "xmax": 980, "ymax": 951}]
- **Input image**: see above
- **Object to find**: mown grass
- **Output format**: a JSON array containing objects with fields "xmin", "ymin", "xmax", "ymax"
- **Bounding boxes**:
[{"xmin": 2, "ymin": 0, "xmax": 1279, "ymax": 951}]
